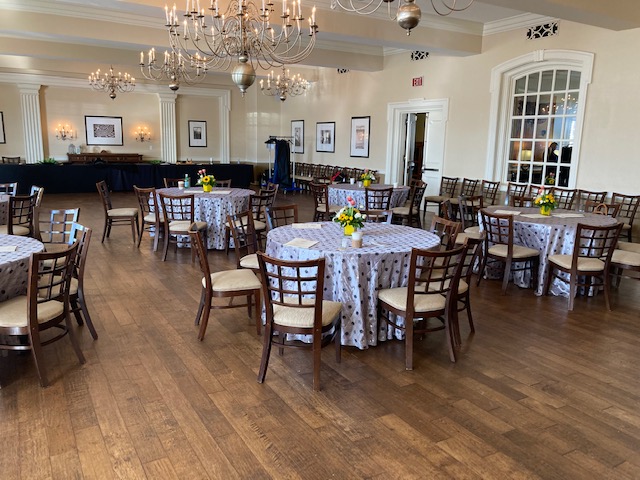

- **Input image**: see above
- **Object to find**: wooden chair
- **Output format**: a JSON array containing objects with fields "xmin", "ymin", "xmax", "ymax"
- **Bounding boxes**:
[
  {"xmin": 361, "ymin": 209, "xmax": 394, "ymax": 224},
  {"xmin": 391, "ymin": 182, "xmax": 426, "ymax": 228},
  {"xmin": 35, "ymin": 208, "xmax": 80, "ymax": 252},
  {"xmin": 310, "ymin": 182, "xmax": 340, "ymax": 222},
  {"xmin": 256, "ymin": 253, "xmax": 342, "ymax": 391},
  {"xmin": 0, "ymin": 182, "xmax": 18, "ymax": 196},
  {"xmin": 215, "ymin": 179, "xmax": 232, "ymax": 188},
  {"xmin": 96, "ymin": 180, "xmax": 139, "ymax": 243},
  {"xmin": 30, "ymin": 185, "xmax": 44, "ymax": 207},
  {"xmin": 163, "ymin": 177, "xmax": 182, "ymax": 188},
  {"xmin": 454, "ymin": 195, "xmax": 484, "ymax": 246},
  {"xmin": 430, "ymin": 215, "xmax": 461, "ymax": 250},
  {"xmin": 550, "ymin": 187, "xmax": 577, "ymax": 209},
  {"xmin": 158, "ymin": 191, "xmax": 207, "ymax": 261},
  {"xmin": 506, "ymin": 182, "xmax": 528, "ymax": 207},
  {"xmin": 364, "ymin": 187, "xmax": 393, "ymax": 211},
  {"xmin": 449, "ymin": 178, "xmax": 479, "ymax": 207},
  {"xmin": 577, "ymin": 189, "xmax": 607, "ymax": 211},
  {"xmin": 68, "ymin": 223, "xmax": 98, "ymax": 340},
  {"xmin": 423, "ymin": 176, "xmax": 459, "ymax": 216},
  {"xmin": 133, "ymin": 186, "xmax": 165, "ymax": 252},
  {"xmin": 0, "ymin": 193, "xmax": 37, "ymax": 236},
  {"xmin": 610, "ymin": 242, "xmax": 640, "ymax": 284},
  {"xmin": 0, "ymin": 244, "xmax": 85, "ymax": 387},
  {"xmin": 584, "ymin": 201, "xmax": 620, "ymax": 218},
  {"xmin": 543, "ymin": 222, "xmax": 622, "ymax": 311},
  {"xmin": 611, "ymin": 192, "xmax": 640, "ymax": 242},
  {"xmin": 265, "ymin": 204, "xmax": 298, "ymax": 230},
  {"xmin": 479, "ymin": 209, "xmax": 540, "ymax": 294},
  {"xmin": 190, "ymin": 225, "xmax": 262, "ymax": 340},
  {"xmin": 1, "ymin": 156, "xmax": 21, "ymax": 164},
  {"xmin": 227, "ymin": 211, "xmax": 261, "ymax": 272},
  {"xmin": 377, "ymin": 245, "xmax": 467, "ymax": 369},
  {"xmin": 452, "ymin": 234, "xmax": 485, "ymax": 347},
  {"xmin": 481, "ymin": 180, "xmax": 500, "ymax": 206}
]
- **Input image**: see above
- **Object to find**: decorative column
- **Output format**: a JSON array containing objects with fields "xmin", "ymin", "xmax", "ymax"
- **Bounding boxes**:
[
  {"xmin": 157, "ymin": 92, "xmax": 177, "ymax": 164},
  {"xmin": 18, "ymin": 84, "xmax": 44, "ymax": 164}
]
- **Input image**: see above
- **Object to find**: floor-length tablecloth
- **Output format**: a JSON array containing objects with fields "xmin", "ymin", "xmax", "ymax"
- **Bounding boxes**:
[
  {"xmin": 328, "ymin": 184, "xmax": 410, "ymax": 210},
  {"xmin": 0, "ymin": 234, "xmax": 44, "ymax": 301},
  {"xmin": 0, "ymin": 194, "xmax": 8, "ymax": 225}
]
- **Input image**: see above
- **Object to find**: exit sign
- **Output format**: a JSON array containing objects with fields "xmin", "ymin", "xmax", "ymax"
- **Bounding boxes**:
[{"xmin": 412, "ymin": 76, "xmax": 423, "ymax": 87}]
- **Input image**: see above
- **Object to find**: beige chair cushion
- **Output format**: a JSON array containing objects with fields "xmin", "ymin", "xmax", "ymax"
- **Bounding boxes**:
[
  {"xmin": 317, "ymin": 204, "xmax": 340, "ymax": 213},
  {"xmin": 464, "ymin": 226, "xmax": 481, "ymax": 235},
  {"xmin": 0, "ymin": 225, "xmax": 30, "ymax": 236},
  {"xmin": 107, "ymin": 208, "xmax": 138, "ymax": 218},
  {"xmin": 378, "ymin": 287, "xmax": 446, "ymax": 313},
  {"xmin": 488, "ymin": 244, "xmax": 539, "ymax": 259},
  {"xmin": 455, "ymin": 230, "xmax": 483, "ymax": 245},
  {"xmin": 169, "ymin": 220, "xmax": 207, "ymax": 232},
  {"xmin": 612, "ymin": 249, "xmax": 640, "ymax": 267},
  {"xmin": 273, "ymin": 298, "xmax": 342, "ymax": 328},
  {"xmin": 225, "ymin": 217, "xmax": 267, "ymax": 232},
  {"xmin": 548, "ymin": 254, "xmax": 604, "ymax": 272},
  {"xmin": 621, "ymin": 223, "xmax": 631, "ymax": 231},
  {"xmin": 143, "ymin": 213, "xmax": 164, "ymax": 223},
  {"xmin": 240, "ymin": 253, "xmax": 259, "ymax": 270},
  {"xmin": 391, "ymin": 206, "xmax": 410, "ymax": 215},
  {"xmin": 618, "ymin": 242, "xmax": 640, "ymax": 254},
  {"xmin": 202, "ymin": 269, "xmax": 261, "ymax": 292},
  {"xmin": 44, "ymin": 243, "xmax": 71, "ymax": 253},
  {"xmin": 0, "ymin": 296, "xmax": 64, "ymax": 328},
  {"xmin": 69, "ymin": 277, "xmax": 79, "ymax": 295},
  {"xmin": 423, "ymin": 195, "xmax": 449, "ymax": 203}
]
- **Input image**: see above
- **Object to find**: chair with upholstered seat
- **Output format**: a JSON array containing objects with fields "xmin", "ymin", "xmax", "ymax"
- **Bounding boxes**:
[
  {"xmin": 610, "ymin": 241, "xmax": 640, "ymax": 285},
  {"xmin": 481, "ymin": 180, "xmax": 501, "ymax": 206},
  {"xmin": 430, "ymin": 215, "xmax": 462, "ymax": 250},
  {"xmin": 611, "ymin": 192, "xmax": 640, "ymax": 242},
  {"xmin": 0, "ymin": 244, "xmax": 85, "ymax": 387},
  {"xmin": 577, "ymin": 189, "xmax": 607, "ymax": 211},
  {"xmin": 479, "ymin": 209, "xmax": 540, "ymax": 294},
  {"xmin": 361, "ymin": 209, "xmax": 394, "ymax": 224},
  {"xmin": 506, "ymin": 182, "xmax": 528, "ymax": 207},
  {"xmin": 96, "ymin": 180, "xmax": 139, "ymax": 243},
  {"xmin": 0, "ymin": 182, "xmax": 18, "ymax": 196},
  {"xmin": 454, "ymin": 195, "xmax": 484, "ymax": 252},
  {"xmin": 30, "ymin": 185, "xmax": 44, "ymax": 207},
  {"xmin": 133, "ymin": 186, "xmax": 165, "ymax": 252},
  {"xmin": 0, "ymin": 193, "xmax": 37, "ymax": 236},
  {"xmin": 163, "ymin": 177, "xmax": 182, "ymax": 188},
  {"xmin": 215, "ymin": 179, "xmax": 232, "ymax": 188},
  {"xmin": 377, "ymin": 245, "xmax": 467, "ymax": 369},
  {"xmin": 1, "ymin": 156, "xmax": 22, "ymax": 164},
  {"xmin": 257, "ymin": 253, "xmax": 342, "ymax": 391},
  {"xmin": 35, "ymin": 208, "xmax": 80, "ymax": 252},
  {"xmin": 423, "ymin": 176, "xmax": 459, "ymax": 217},
  {"xmin": 392, "ymin": 182, "xmax": 426, "ymax": 228},
  {"xmin": 310, "ymin": 182, "xmax": 340, "ymax": 221},
  {"xmin": 550, "ymin": 187, "xmax": 577, "ymax": 210},
  {"xmin": 189, "ymin": 225, "xmax": 262, "ymax": 340},
  {"xmin": 543, "ymin": 222, "xmax": 622, "ymax": 311},
  {"xmin": 452, "ymin": 234, "xmax": 485, "ymax": 346},
  {"xmin": 227, "ymin": 211, "xmax": 261, "ymax": 273},
  {"xmin": 449, "ymin": 178, "xmax": 479, "ymax": 208},
  {"xmin": 265, "ymin": 204, "xmax": 299, "ymax": 230},
  {"xmin": 67, "ymin": 223, "xmax": 97, "ymax": 339},
  {"xmin": 158, "ymin": 191, "xmax": 207, "ymax": 261},
  {"xmin": 584, "ymin": 201, "xmax": 620, "ymax": 218},
  {"xmin": 365, "ymin": 186, "xmax": 393, "ymax": 211}
]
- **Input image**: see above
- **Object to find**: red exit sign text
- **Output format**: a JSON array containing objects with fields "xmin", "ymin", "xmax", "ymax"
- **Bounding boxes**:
[{"xmin": 412, "ymin": 76, "xmax": 423, "ymax": 87}]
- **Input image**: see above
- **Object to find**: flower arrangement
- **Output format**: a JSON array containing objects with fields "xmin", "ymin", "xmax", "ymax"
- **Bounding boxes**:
[
  {"xmin": 196, "ymin": 169, "xmax": 216, "ymax": 188},
  {"xmin": 333, "ymin": 196, "xmax": 366, "ymax": 234},
  {"xmin": 544, "ymin": 172, "xmax": 556, "ymax": 185},
  {"xmin": 533, "ymin": 189, "xmax": 557, "ymax": 215},
  {"xmin": 360, "ymin": 169, "xmax": 375, "ymax": 182}
]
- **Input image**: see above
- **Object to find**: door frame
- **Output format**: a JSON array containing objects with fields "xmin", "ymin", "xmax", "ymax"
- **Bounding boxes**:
[{"xmin": 385, "ymin": 98, "xmax": 449, "ymax": 184}]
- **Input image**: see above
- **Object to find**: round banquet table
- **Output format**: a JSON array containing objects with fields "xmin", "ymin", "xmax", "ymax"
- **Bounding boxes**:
[
  {"xmin": 157, "ymin": 187, "xmax": 253, "ymax": 250},
  {"xmin": 266, "ymin": 222, "xmax": 441, "ymax": 349},
  {"xmin": 0, "ymin": 234, "xmax": 44, "ymax": 301},
  {"xmin": 0, "ymin": 194, "xmax": 9, "ymax": 225},
  {"xmin": 483, "ymin": 206, "xmax": 619, "ymax": 296},
  {"xmin": 328, "ymin": 183, "xmax": 410, "ymax": 209}
]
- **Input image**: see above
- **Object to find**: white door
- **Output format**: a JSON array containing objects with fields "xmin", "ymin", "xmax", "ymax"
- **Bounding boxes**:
[{"xmin": 403, "ymin": 113, "xmax": 417, "ymax": 185}]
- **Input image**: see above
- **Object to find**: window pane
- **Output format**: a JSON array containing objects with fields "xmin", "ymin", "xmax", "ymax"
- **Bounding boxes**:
[
  {"xmin": 535, "ymin": 118, "xmax": 548, "ymax": 139},
  {"xmin": 513, "ymin": 96, "xmax": 524, "ymax": 116},
  {"xmin": 510, "ymin": 119, "xmax": 522, "ymax": 138},
  {"xmin": 569, "ymin": 71, "xmax": 581, "ymax": 89},
  {"xmin": 525, "ymin": 95, "xmax": 537, "ymax": 115},
  {"xmin": 523, "ymin": 119, "xmax": 535, "ymax": 138},
  {"xmin": 508, "ymin": 163, "xmax": 518, "ymax": 182},
  {"xmin": 509, "ymin": 141, "xmax": 520, "ymax": 160},
  {"xmin": 558, "ymin": 166, "xmax": 571, "ymax": 187},
  {"xmin": 545, "ymin": 165, "xmax": 558, "ymax": 184},
  {"xmin": 538, "ymin": 94, "xmax": 551, "ymax": 115},
  {"xmin": 563, "ymin": 117, "xmax": 576, "ymax": 140},
  {"xmin": 566, "ymin": 92, "xmax": 579, "ymax": 114},
  {"xmin": 521, "ymin": 146, "xmax": 532, "ymax": 161},
  {"xmin": 560, "ymin": 143, "xmax": 573, "ymax": 163},
  {"xmin": 515, "ymin": 77, "xmax": 526, "ymax": 94},
  {"xmin": 550, "ymin": 117, "xmax": 563, "ymax": 139},
  {"xmin": 540, "ymin": 70, "xmax": 553, "ymax": 92},
  {"xmin": 533, "ymin": 141, "xmax": 546, "ymax": 162},
  {"xmin": 519, "ymin": 165, "xmax": 531, "ymax": 183},
  {"xmin": 555, "ymin": 70, "xmax": 568, "ymax": 90},
  {"xmin": 527, "ymin": 72, "xmax": 540, "ymax": 93},
  {"xmin": 547, "ymin": 141, "xmax": 559, "ymax": 163},
  {"xmin": 553, "ymin": 93, "xmax": 565, "ymax": 115},
  {"xmin": 531, "ymin": 164, "xmax": 544, "ymax": 185}
]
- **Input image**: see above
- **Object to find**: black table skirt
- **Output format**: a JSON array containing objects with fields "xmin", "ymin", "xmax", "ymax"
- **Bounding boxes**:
[{"xmin": 0, "ymin": 163, "xmax": 254, "ymax": 194}]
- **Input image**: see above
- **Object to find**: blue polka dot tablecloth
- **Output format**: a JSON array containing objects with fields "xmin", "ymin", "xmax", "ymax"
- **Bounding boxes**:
[{"xmin": 0, "ymin": 234, "xmax": 44, "ymax": 301}]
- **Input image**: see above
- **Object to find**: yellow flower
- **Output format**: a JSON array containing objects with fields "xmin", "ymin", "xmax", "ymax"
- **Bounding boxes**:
[{"xmin": 202, "ymin": 175, "xmax": 211, "ymax": 184}]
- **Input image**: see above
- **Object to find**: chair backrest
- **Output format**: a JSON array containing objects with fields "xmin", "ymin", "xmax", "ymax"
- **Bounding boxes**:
[
  {"xmin": 36, "ymin": 208, "xmax": 80, "ymax": 245},
  {"xmin": 28, "ymin": 243, "xmax": 78, "ymax": 315},
  {"xmin": 584, "ymin": 201, "xmax": 621, "ymax": 218},
  {"xmin": 265, "ymin": 204, "xmax": 299, "ymax": 230},
  {"xmin": 30, "ymin": 185, "xmax": 44, "ymax": 206},
  {"xmin": 188, "ymin": 225, "xmax": 211, "ymax": 287},
  {"xmin": 69, "ymin": 223, "xmax": 92, "ymax": 287},
  {"xmin": 439, "ymin": 177, "xmax": 459, "ymax": 197},
  {"xmin": 227, "ymin": 211, "xmax": 260, "ymax": 268},
  {"xmin": 507, "ymin": 182, "xmax": 528, "ymax": 205},
  {"xmin": 611, "ymin": 192, "xmax": 640, "ymax": 226},
  {"xmin": 408, "ymin": 183, "xmax": 427, "ymax": 215},
  {"xmin": 365, "ymin": 187, "xmax": 393, "ymax": 210},
  {"xmin": 481, "ymin": 180, "xmax": 500, "ymax": 205},
  {"xmin": 2, "ymin": 156, "xmax": 21, "ymax": 165},
  {"xmin": 361, "ymin": 209, "xmax": 394, "ymax": 224},
  {"xmin": 460, "ymin": 233, "xmax": 485, "ymax": 284},
  {"xmin": 158, "ymin": 192, "xmax": 195, "ymax": 222},
  {"xmin": 309, "ymin": 182, "xmax": 331, "ymax": 213},
  {"xmin": 163, "ymin": 177, "xmax": 182, "ymax": 188},
  {"xmin": 458, "ymin": 195, "xmax": 483, "ymax": 230},
  {"xmin": 440, "ymin": 199, "xmax": 456, "ymax": 221},
  {"xmin": 249, "ymin": 191, "xmax": 274, "ymax": 222},
  {"xmin": 257, "ymin": 252, "xmax": 327, "ymax": 330},
  {"xmin": 550, "ymin": 187, "xmax": 577, "ymax": 209},
  {"xmin": 9, "ymin": 194, "xmax": 37, "ymax": 236},
  {"xmin": 430, "ymin": 215, "xmax": 461, "ymax": 249},
  {"xmin": 577, "ymin": 189, "xmax": 607, "ymax": 210},
  {"xmin": 134, "ymin": 186, "xmax": 160, "ymax": 223},
  {"xmin": 0, "ymin": 182, "xmax": 18, "ymax": 196},
  {"xmin": 459, "ymin": 178, "xmax": 480, "ymax": 197},
  {"xmin": 216, "ymin": 179, "xmax": 232, "ymax": 188},
  {"xmin": 95, "ymin": 181, "xmax": 113, "ymax": 211},
  {"xmin": 571, "ymin": 222, "xmax": 623, "ymax": 266},
  {"xmin": 480, "ymin": 209, "xmax": 514, "ymax": 252}
]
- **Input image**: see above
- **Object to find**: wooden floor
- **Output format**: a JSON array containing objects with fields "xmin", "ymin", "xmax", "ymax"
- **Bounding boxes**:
[{"xmin": 1, "ymin": 190, "xmax": 640, "ymax": 479}]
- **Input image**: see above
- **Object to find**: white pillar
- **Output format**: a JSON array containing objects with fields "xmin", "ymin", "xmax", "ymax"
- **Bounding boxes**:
[
  {"xmin": 18, "ymin": 84, "xmax": 44, "ymax": 164},
  {"xmin": 158, "ymin": 92, "xmax": 177, "ymax": 163}
]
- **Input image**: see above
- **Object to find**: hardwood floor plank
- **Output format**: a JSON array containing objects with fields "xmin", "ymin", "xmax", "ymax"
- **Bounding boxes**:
[{"xmin": 75, "ymin": 426, "xmax": 118, "ymax": 480}]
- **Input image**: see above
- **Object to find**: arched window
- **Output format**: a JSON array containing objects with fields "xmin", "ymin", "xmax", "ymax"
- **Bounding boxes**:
[{"xmin": 485, "ymin": 50, "xmax": 593, "ymax": 189}]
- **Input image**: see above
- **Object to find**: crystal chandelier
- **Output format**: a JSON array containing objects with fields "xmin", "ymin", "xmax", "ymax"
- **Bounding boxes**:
[
  {"xmin": 164, "ymin": 0, "xmax": 318, "ymax": 95},
  {"xmin": 139, "ymin": 48, "xmax": 208, "ymax": 91},
  {"xmin": 330, "ymin": 0, "xmax": 475, "ymax": 35},
  {"xmin": 260, "ymin": 67, "xmax": 309, "ymax": 101},
  {"xmin": 88, "ymin": 66, "xmax": 136, "ymax": 99}
]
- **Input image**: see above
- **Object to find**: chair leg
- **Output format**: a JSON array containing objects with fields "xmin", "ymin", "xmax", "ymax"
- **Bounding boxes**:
[
  {"xmin": 136, "ymin": 220, "xmax": 144, "ymax": 248},
  {"xmin": 152, "ymin": 224, "xmax": 161, "ymax": 252},
  {"xmin": 197, "ymin": 292, "xmax": 212, "ymax": 341},
  {"xmin": 78, "ymin": 291, "xmax": 98, "ymax": 340},
  {"xmin": 312, "ymin": 333, "xmax": 322, "ymax": 391},
  {"xmin": 257, "ymin": 321, "xmax": 273, "ymax": 384},
  {"xmin": 335, "ymin": 321, "xmax": 341, "ymax": 363},
  {"xmin": 162, "ymin": 231, "xmax": 170, "ymax": 261},
  {"xmin": 71, "ymin": 297, "xmax": 84, "ymax": 326},
  {"xmin": 444, "ymin": 312, "xmax": 458, "ymax": 363},
  {"xmin": 568, "ymin": 272, "xmax": 577, "ymax": 311},
  {"xmin": 405, "ymin": 317, "xmax": 414, "ymax": 371},
  {"xmin": 224, "ymin": 226, "xmax": 231, "ymax": 255},
  {"xmin": 253, "ymin": 290, "xmax": 261, "ymax": 336},
  {"xmin": 66, "ymin": 314, "xmax": 86, "ymax": 365},
  {"xmin": 195, "ymin": 288, "xmax": 206, "ymax": 326},
  {"xmin": 603, "ymin": 272, "xmax": 612, "ymax": 311},
  {"xmin": 501, "ymin": 259, "xmax": 512, "ymax": 295},
  {"xmin": 29, "ymin": 330, "xmax": 48, "ymax": 387},
  {"xmin": 101, "ymin": 218, "xmax": 108, "ymax": 243}
]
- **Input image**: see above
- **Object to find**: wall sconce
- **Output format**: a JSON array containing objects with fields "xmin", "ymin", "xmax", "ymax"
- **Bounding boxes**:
[
  {"xmin": 135, "ymin": 126, "xmax": 151, "ymax": 142},
  {"xmin": 55, "ymin": 123, "xmax": 75, "ymax": 141}
]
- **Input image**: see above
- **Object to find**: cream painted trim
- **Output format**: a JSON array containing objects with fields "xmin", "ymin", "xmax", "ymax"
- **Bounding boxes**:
[
  {"xmin": 385, "ymin": 98, "xmax": 449, "ymax": 184},
  {"xmin": 483, "ymin": 14, "xmax": 558, "ymax": 36},
  {"xmin": 485, "ymin": 49, "xmax": 594, "ymax": 187}
]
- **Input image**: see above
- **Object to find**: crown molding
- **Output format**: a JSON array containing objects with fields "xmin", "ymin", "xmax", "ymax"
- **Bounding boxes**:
[{"xmin": 484, "ymin": 14, "xmax": 558, "ymax": 36}]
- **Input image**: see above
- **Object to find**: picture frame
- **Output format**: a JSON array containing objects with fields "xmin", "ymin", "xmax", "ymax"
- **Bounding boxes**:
[
  {"xmin": 291, "ymin": 120, "xmax": 304, "ymax": 154},
  {"xmin": 85, "ymin": 115, "xmax": 123, "ymax": 146},
  {"xmin": 0, "ymin": 112, "xmax": 5, "ymax": 144},
  {"xmin": 188, "ymin": 120, "xmax": 207, "ymax": 147},
  {"xmin": 316, "ymin": 122, "xmax": 335, "ymax": 153},
  {"xmin": 350, "ymin": 116, "xmax": 370, "ymax": 158}
]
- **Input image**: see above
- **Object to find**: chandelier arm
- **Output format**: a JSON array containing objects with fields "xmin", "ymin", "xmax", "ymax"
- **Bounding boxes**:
[{"xmin": 429, "ymin": 0, "xmax": 475, "ymax": 16}]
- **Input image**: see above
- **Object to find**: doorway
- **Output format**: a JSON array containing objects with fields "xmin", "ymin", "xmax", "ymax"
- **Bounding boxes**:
[{"xmin": 402, "ymin": 113, "xmax": 427, "ymax": 186}]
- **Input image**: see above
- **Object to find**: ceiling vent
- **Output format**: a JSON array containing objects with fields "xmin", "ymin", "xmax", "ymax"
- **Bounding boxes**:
[
  {"xmin": 527, "ymin": 22, "xmax": 559, "ymax": 40},
  {"xmin": 410, "ymin": 51, "xmax": 429, "ymax": 61},
  {"xmin": 337, "ymin": 68, "xmax": 350, "ymax": 74}
]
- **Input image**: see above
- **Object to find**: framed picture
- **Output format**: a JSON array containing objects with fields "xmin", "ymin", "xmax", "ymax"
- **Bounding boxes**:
[
  {"xmin": 291, "ymin": 120, "xmax": 304, "ymax": 154},
  {"xmin": 0, "ymin": 112, "xmax": 5, "ymax": 144},
  {"xmin": 189, "ymin": 120, "xmax": 207, "ymax": 147},
  {"xmin": 85, "ymin": 116, "xmax": 123, "ymax": 146},
  {"xmin": 350, "ymin": 116, "xmax": 370, "ymax": 158},
  {"xmin": 316, "ymin": 122, "xmax": 335, "ymax": 153}
]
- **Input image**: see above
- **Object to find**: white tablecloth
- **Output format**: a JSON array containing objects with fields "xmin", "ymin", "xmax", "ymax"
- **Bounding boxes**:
[
  {"xmin": 0, "ymin": 234, "xmax": 44, "ymax": 301},
  {"xmin": 328, "ymin": 184, "xmax": 409, "ymax": 210},
  {"xmin": 266, "ymin": 222, "xmax": 440, "ymax": 349},
  {"xmin": 157, "ymin": 187, "xmax": 253, "ymax": 250},
  {"xmin": 0, "ymin": 194, "xmax": 8, "ymax": 225},
  {"xmin": 483, "ymin": 206, "xmax": 618, "ymax": 296}
]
